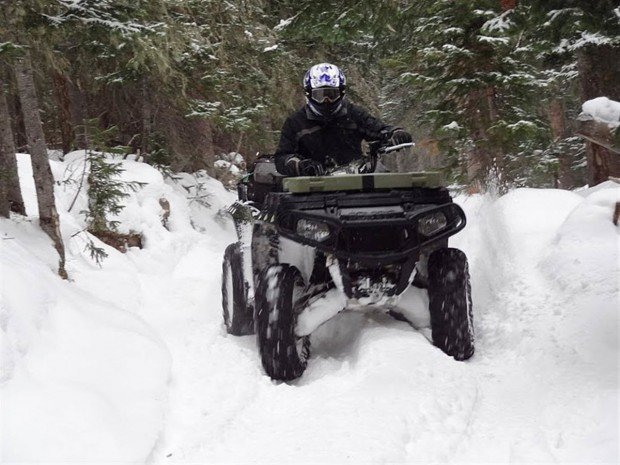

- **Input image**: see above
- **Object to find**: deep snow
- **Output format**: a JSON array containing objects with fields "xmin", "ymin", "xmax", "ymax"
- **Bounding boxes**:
[{"xmin": 1, "ymin": 153, "xmax": 618, "ymax": 463}]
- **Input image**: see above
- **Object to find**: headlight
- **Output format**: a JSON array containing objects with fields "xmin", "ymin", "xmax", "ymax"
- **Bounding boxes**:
[
  {"xmin": 296, "ymin": 218, "xmax": 331, "ymax": 242},
  {"xmin": 418, "ymin": 212, "xmax": 447, "ymax": 236}
]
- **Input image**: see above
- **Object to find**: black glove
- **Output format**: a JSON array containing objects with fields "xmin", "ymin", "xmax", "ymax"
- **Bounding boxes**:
[
  {"xmin": 284, "ymin": 156, "xmax": 325, "ymax": 176},
  {"xmin": 388, "ymin": 128, "xmax": 413, "ymax": 146}
]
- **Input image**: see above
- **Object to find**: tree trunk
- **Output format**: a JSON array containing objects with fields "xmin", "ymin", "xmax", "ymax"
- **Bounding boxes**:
[
  {"xmin": 68, "ymin": 77, "xmax": 89, "ymax": 149},
  {"xmin": 548, "ymin": 98, "xmax": 576, "ymax": 189},
  {"xmin": 577, "ymin": 45, "xmax": 620, "ymax": 186},
  {"xmin": 0, "ymin": 84, "xmax": 25, "ymax": 216},
  {"xmin": 484, "ymin": 85, "xmax": 505, "ymax": 180},
  {"xmin": 52, "ymin": 72, "xmax": 74, "ymax": 154},
  {"xmin": 586, "ymin": 142, "xmax": 620, "ymax": 185},
  {"xmin": 203, "ymin": 118, "xmax": 215, "ymax": 169},
  {"xmin": 466, "ymin": 87, "xmax": 501, "ymax": 190},
  {"xmin": 577, "ymin": 117, "xmax": 620, "ymax": 154},
  {"xmin": 466, "ymin": 89, "xmax": 485, "ymax": 187},
  {"xmin": 141, "ymin": 76, "xmax": 152, "ymax": 158},
  {"xmin": 14, "ymin": 50, "xmax": 67, "ymax": 278}
]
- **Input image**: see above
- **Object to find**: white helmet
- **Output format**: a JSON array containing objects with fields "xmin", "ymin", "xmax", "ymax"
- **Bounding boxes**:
[{"xmin": 303, "ymin": 63, "xmax": 346, "ymax": 117}]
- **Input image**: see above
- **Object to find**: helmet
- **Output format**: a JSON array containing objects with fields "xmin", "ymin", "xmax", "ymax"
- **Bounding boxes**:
[{"xmin": 303, "ymin": 63, "xmax": 346, "ymax": 117}]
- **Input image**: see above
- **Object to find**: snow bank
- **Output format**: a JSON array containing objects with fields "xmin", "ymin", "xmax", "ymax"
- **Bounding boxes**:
[
  {"xmin": 542, "ymin": 184, "xmax": 619, "ymax": 295},
  {"xmin": 451, "ymin": 185, "xmax": 618, "ymax": 463},
  {"xmin": 453, "ymin": 189, "xmax": 582, "ymax": 301},
  {"xmin": 1, "ymin": 218, "xmax": 171, "ymax": 462},
  {"xmin": 1, "ymin": 151, "xmax": 235, "ymax": 462}
]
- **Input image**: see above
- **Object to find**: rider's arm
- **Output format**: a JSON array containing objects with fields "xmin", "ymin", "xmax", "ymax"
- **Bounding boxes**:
[
  {"xmin": 349, "ymin": 104, "xmax": 395, "ymax": 142},
  {"xmin": 275, "ymin": 116, "xmax": 299, "ymax": 175},
  {"xmin": 351, "ymin": 104, "xmax": 412, "ymax": 146}
]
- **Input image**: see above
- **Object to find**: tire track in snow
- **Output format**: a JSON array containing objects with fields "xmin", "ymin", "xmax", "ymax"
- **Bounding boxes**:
[
  {"xmin": 140, "ymin": 237, "xmax": 267, "ymax": 462},
  {"xmin": 145, "ymin": 195, "xmax": 485, "ymax": 463},
  {"xmin": 451, "ymin": 191, "xmax": 617, "ymax": 463},
  {"xmin": 146, "ymin": 189, "xmax": 616, "ymax": 464},
  {"xmin": 149, "ymin": 273, "xmax": 479, "ymax": 463}
]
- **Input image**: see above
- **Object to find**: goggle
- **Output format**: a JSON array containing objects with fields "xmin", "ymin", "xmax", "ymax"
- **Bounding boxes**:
[{"xmin": 310, "ymin": 87, "xmax": 341, "ymax": 103}]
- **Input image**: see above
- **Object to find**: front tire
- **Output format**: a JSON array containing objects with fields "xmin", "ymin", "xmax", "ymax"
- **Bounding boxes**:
[
  {"xmin": 427, "ymin": 248, "xmax": 474, "ymax": 360},
  {"xmin": 222, "ymin": 242, "xmax": 254, "ymax": 335},
  {"xmin": 255, "ymin": 265, "xmax": 310, "ymax": 381}
]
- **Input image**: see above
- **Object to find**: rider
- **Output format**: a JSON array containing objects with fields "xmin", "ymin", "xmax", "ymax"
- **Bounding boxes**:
[{"xmin": 275, "ymin": 63, "xmax": 412, "ymax": 177}]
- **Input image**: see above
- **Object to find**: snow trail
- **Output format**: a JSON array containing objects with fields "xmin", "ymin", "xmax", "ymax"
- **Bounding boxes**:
[
  {"xmin": 451, "ymin": 190, "xmax": 618, "ymax": 463},
  {"xmin": 3, "ymin": 153, "xmax": 617, "ymax": 463},
  {"xmin": 148, "ymin": 188, "xmax": 618, "ymax": 463}
]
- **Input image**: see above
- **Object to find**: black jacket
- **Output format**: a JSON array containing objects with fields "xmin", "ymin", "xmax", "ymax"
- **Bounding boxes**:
[{"xmin": 274, "ymin": 100, "xmax": 394, "ymax": 174}]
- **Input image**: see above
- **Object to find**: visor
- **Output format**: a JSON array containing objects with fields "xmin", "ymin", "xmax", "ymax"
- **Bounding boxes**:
[{"xmin": 311, "ymin": 87, "xmax": 341, "ymax": 103}]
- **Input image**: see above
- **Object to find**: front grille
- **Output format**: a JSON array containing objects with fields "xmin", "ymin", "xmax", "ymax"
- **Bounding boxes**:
[{"xmin": 339, "ymin": 225, "xmax": 409, "ymax": 254}]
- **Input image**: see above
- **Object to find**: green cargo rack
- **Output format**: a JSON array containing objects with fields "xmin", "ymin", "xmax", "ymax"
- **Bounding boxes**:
[{"xmin": 283, "ymin": 172, "xmax": 444, "ymax": 193}]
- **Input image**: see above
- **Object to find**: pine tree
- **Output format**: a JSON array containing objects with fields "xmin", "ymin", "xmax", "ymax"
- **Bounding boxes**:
[
  {"xmin": 48, "ymin": 0, "xmax": 179, "ymax": 151},
  {"xmin": 4, "ymin": 0, "xmax": 611, "ymax": 190},
  {"xmin": 522, "ymin": 0, "xmax": 620, "ymax": 185},
  {"xmin": 169, "ymin": 0, "xmax": 297, "ymax": 154},
  {"xmin": 85, "ymin": 152, "xmax": 128, "ymax": 234},
  {"xmin": 386, "ymin": 1, "xmax": 549, "ymax": 188}
]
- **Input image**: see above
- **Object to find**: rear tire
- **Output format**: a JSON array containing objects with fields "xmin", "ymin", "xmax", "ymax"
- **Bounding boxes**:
[
  {"xmin": 256, "ymin": 265, "xmax": 310, "ymax": 381},
  {"xmin": 427, "ymin": 248, "xmax": 474, "ymax": 360},
  {"xmin": 222, "ymin": 242, "xmax": 254, "ymax": 335}
]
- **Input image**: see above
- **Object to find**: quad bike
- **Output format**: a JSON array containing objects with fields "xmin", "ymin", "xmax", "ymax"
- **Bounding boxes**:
[{"xmin": 221, "ymin": 142, "xmax": 474, "ymax": 381}]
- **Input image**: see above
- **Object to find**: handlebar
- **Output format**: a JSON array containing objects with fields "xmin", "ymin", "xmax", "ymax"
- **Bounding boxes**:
[
  {"xmin": 380, "ymin": 142, "xmax": 415, "ymax": 153},
  {"xmin": 363, "ymin": 140, "xmax": 415, "ymax": 173},
  {"xmin": 322, "ymin": 141, "xmax": 414, "ymax": 175}
]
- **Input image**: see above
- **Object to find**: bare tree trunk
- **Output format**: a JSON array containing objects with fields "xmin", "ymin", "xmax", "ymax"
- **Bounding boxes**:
[
  {"xmin": 68, "ymin": 77, "xmax": 88, "ymax": 149},
  {"xmin": 577, "ymin": 117, "xmax": 620, "ymax": 153},
  {"xmin": 52, "ymin": 72, "xmax": 74, "ymax": 154},
  {"xmin": 14, "ymin": 50, "xmax": 67, "ymax": 279},
  {"xmin": 548, "ymin": 98, "xmax": 576, "ymax": 189},
  {"xmin": 0, "ymin": 84, "xmax": 25, "ymax": 216},
  {"xmin": 578, "ymin": 45, "xmax": 620, "ymax": 186},
  {"xmin": 141, "ymin": 76, "xmax": 152, "ymax": 158},
  {"xmin": 585, "ymin": 141, "xmax": 620, "ymax": 185},
  {"xmin": 466, "ymin": 88, "xmax": 500, "ymax": 190},
  {"xmin": 485, "ymin": 85, "xmax": 505, "ymax": 180},
  {"xmin": 201, "ymin": 119, "xmax": 217, "ymax": 173},
  {"xmin": 466, "ymin": 91, "xmax": 484, "ymax": 187}
]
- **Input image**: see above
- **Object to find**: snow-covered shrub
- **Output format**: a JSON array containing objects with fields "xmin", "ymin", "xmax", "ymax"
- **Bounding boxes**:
[{"xmin": 213, "ymin": 152, "xmax": 246, "ymax": 189}]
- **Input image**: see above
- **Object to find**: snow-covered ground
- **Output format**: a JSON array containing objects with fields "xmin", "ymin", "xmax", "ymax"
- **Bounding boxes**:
[{"xmin": 1, "ymin": 153, "xmax": 618, "ymax": 463}]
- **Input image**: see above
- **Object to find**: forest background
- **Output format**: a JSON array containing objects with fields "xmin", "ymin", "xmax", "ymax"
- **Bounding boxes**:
[{"xmin": 1, "ymin": 0, "xmax": 619, "ymax": 195}]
